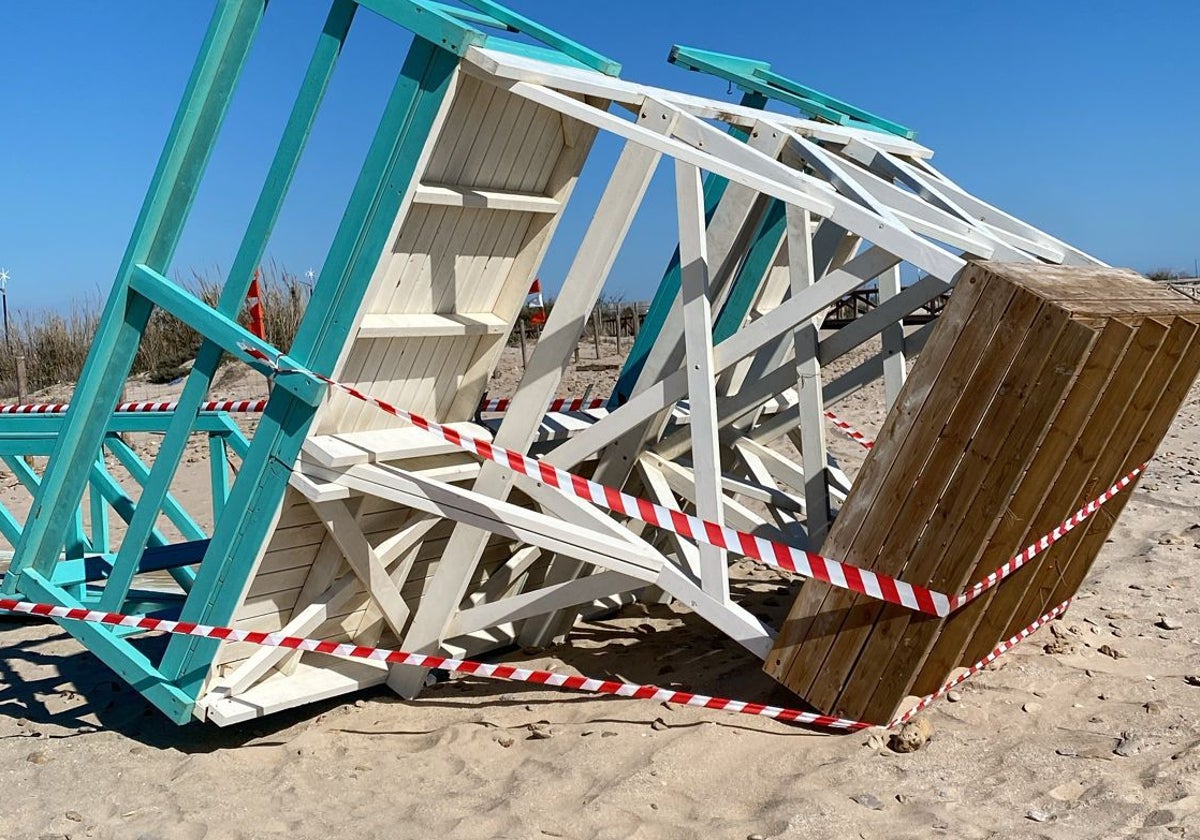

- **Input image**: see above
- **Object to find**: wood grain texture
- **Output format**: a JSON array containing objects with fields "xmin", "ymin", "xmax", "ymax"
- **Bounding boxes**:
[{"xmin": 766, "ymin": 262, "xmax": 1200, "ymax": 722}]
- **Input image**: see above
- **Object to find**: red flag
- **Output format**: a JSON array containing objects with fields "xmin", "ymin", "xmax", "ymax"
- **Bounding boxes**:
[{"xmin": 246, "ymin": 269, "xmax": 266, "ymax": 339}]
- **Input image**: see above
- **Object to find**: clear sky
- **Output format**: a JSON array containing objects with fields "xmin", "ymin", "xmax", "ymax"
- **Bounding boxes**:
[{"xmin": 1, "ymin": 1, "xmax": 1198, "ymax": 314}]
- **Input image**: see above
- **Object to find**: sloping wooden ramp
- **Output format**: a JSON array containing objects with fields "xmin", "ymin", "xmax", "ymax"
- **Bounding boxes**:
[{"xmin": 766, "ymin": 262, "xmax": 1200, "ymax": 723}]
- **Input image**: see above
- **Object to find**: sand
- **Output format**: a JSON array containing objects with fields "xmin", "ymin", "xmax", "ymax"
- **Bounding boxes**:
[{"xmin": 2, "ymin": 337, "xmax": 1200, "ymax": 839}]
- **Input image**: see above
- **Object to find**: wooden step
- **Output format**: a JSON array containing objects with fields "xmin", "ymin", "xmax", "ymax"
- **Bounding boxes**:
[
  {"xmin": 413, "ymin": 182, "xmax": 562, "ymax": 214},
  {"xmin": 357, "ymin": 312, "xmax": 508, "ymax": 339},
  {"xmin": 300, "ymin": 424, "xmax": 493, "ymax": 469}
]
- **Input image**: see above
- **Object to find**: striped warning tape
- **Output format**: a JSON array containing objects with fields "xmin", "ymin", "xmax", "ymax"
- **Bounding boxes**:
[
  {"xmin": 0, "ymin": 595, "xmax": 865, "ymax": 731},
  {"xmin": 0, "ymin": 399, "xmax": 269, "ymax": 415},
  {"xmin": 889, "ymin": 599, "xmax": 1070, "ymax": 728},
  {"xmin": 479, "ymin": 396, "xmax": 608, "ymax": 413},
  {"xmin": 241, "ymin": 345, "xmax": 1143, "ymax": 620},
  {"xmin": 947, "ymin": 470, "xmax": 1141, "ymax": 612},
  {"xmin": 823, "ymin": 410, "xmax": 874, "ymax": 450},
  {"xmin": 0, "ymin": 594, "xmax": 1067, "ymax": 732},
  {"xmin": 243, "ymin": 346, "xmax": 949, "ymax": 617}
]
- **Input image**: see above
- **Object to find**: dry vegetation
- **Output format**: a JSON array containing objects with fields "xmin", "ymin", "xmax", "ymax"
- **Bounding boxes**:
[{"xmin": 0, "ymin": 265, "xmax": 310, "ymax": 398}]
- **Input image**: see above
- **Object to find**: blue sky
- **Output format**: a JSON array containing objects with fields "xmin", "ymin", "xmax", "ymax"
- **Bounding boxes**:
[{"xmin": 1, "ymin": 1, "xmax": 1198, "ymax": 313}]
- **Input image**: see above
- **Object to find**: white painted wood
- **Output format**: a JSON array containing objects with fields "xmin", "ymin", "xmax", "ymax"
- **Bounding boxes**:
[
  {"xmin": 302, "ymin": 461, "xmax": 661, "ymax": 581},
  {"xmin": 879, "ymin": 264, "xmax": 907, "ymax": 407},
  {"xmin": 447, "ymin": 570, "xmax": 642, "ymax": 636},
  {"xmin": 655, "ymin": 562, "xmax": 775, "ymax": 659},
  {"xmin": 203, "ymin": 657, "xmax": 389, "ymax": 726},
  {"xmin": 785, "ymin": 206, "xmax": 832, "ymax": 547},
  {"xmin": 357, "ymin": 312, "xmax": 509, "ymax": 338},
  {"xmin": 501, "ymin": 82, "xmax": 838, "ymax": 219},
  {"xmin": 300, "ymin": 424, "xmax": 489, "ymax": 468},
  {"xmin": 463, "ymin": 47, "xmax": 935, "ymax": 158},
  {"xmin": 675, "ymin": 159, "xmax": 728, "ymax": 601},
  {"xmin": 413, "ymin": 183, "xmax": 562, "ymax": 213},
  {"xmin": 312, "ymin": 499, "xmax": 413, "ymax": 642}
]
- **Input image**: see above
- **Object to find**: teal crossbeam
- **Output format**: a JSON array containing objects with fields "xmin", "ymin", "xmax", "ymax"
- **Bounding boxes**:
[
  {"xmin": 355, "ymin": 0, "xmax": 620, "ymax": 74},
  {"xmin": 668, "ymin": 45, "xmax": 914, "ymax": 139}
]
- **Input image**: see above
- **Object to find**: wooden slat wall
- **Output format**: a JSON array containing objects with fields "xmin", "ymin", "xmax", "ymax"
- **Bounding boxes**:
[
  {"xmin": 766, "ymin": 262, "xmax": 1200, "ymax": 723},
  {"xmin": 209, "ymin": 71, "xmax": 599, "ymax": 684}
]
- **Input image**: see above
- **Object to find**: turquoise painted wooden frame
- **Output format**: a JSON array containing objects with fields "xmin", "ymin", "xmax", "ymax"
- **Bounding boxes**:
[
  {"xmin": 1, "ymin": 0, "xmax": 620, "ymax": 724},
  {"xmin": 0, "ymin": 411, "xmax": 247, "ymax": 584},
  {"xmin": 668, "ymin": 45, "xmax": 913, "ymax": 139}
]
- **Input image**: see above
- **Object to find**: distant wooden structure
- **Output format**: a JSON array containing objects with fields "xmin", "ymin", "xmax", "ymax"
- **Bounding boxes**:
[
  {"xmin": 3, "ymin": 1, "xmax": 1152, "ymax": 728},
  {"xmin": 767, "ymin": 262, "xmax": 1200, "ymax": 722}
]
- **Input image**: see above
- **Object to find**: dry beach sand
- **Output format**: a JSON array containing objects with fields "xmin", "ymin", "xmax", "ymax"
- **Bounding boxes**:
[{"xmin": 1, "ymin": 337, "xmax": 1200, "ymax": 839}]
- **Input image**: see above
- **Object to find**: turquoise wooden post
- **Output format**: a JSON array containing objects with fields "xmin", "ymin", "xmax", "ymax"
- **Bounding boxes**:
[
  {"xmin": 3, "ymin": 0, "xmax": 268, "ymax": 597},
  {"xmin": 96, "ymin": 0, "xmax": 355, "ymax": 612},
  {"xmin": 668, "ymin": 45, "xmax": 915, "ymax": 139},
  {"xmin": 209, "ymin": 433, "xmax": 230, "ymax": 523},
  {"xmin": 89, "ymin": 452, "xmax": 110, "ymax": 557},
  {"xmin": 712, "ymin": 198, "xmax": 787, "ymax": 343}
]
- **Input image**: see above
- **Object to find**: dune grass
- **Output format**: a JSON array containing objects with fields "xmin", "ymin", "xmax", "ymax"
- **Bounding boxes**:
[{"xmin": 0, "ymin": 264, "xmax": 310, "ymax": 398}]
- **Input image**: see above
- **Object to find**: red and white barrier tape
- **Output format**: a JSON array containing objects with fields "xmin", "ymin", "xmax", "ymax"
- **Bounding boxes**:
[
  {"xmin": 889, "ymin": 598, "xmax": 1070, "ymax": 728},
  {"xmin": 241, "ymin": 345, "xmax": 1143, "ymax": 620},
  {"xmin": 243, "ymin": 346, "xmax": 949, "ymax": 617},
  {"xmin": 0, "ymin": 594, "xmax": 1067, "ymax": 731},
  {"xmin": 479, "ymin": 396, "xmax": 607, "ymax": 413},
  {"xmin": 0, "ymin": 400, "xmax": 269, "ymax": 415},
  {"xmin": 0, "ymin": 595, "xmax": 864, "ymax": 730},
  {"xmin": 0, "ymin": 396, "xmax": 602, "ymax": 417},
  {"xmin": 947, "ymin": 470, "xmax": 1141, "ymax": 612},
  {"xmin": 823, "ymin": 410, "xmax": 874, "ymax": 450}
]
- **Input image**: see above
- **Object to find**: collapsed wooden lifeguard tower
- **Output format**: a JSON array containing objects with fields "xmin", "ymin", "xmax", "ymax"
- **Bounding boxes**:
[{"xmin": 4, "ymin": 0, "xmax": 1198, "ymax": 726}]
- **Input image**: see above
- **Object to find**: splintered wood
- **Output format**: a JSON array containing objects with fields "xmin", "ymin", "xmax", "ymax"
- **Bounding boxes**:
[{"xmin": 765, "ymin": 262, "xmax": 1200, "ymax": 724}]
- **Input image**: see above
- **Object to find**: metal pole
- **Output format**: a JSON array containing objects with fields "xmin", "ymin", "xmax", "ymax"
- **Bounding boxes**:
[
  {"xmin": 592, "ymin": 305, "xmax": 601, "ymax": 359},
  {"xmin": 0, "ymin": 269, "xmax": 11, "ymax": 354}
]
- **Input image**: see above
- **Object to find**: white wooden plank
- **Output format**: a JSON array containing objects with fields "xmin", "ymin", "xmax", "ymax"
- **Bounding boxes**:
[
  {"xmin": 675, "ymin": 159, "xmax": 728, "ymax": 601},
  {"xmin": 357, "ymin": 312, "xmax": 508, "ymax": 338},
  {"xmin": 413, "ymin": 183, "xmax": 561, "ymax": 213}
]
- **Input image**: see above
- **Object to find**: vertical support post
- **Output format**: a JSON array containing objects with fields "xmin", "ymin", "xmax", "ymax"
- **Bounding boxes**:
[
  {"xmin": 208, "ymin": 433, "xmax": 230, "ymax": 524},
  {"xmin": 518, "ymin": 318, "xmax": 528, "ymax": 368},
  {"xmin": 614, "ymin": 304, "xmax": 623, "ymax": 355},
  {"xmin": 788, "ymin": 206, "xmax": 832, "ymax": 547},
  {"xmin": 879, "ymin": 264, "xmax": 907, "ymax": 407},
  {"xmin": 89, "ymin": 452, "xmax": 109, "ymax": 556},
  {"xmin": 593, "ymin": 305, "xmax": 602, "ymax": 358},
  {"xmin": 675, "ymin": 160, "xmax": 727, "ymax": 600},
  {"xmin": 14, "ymin": 356, "xmax": 27, "ymax": 403}
]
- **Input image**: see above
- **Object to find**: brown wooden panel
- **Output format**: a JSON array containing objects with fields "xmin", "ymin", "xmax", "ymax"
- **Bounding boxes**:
[
  {"xmin": 799, "ymin": 287, "xmax": 1046, "ymax": 715},
  {"xmin": 763, "ymin": 265, "xmax": 1003, "ymax": 690},
  {"xmin": 910, "ymin": 318, "xmax": 1138, "ymax": 693},
  {"xmin": 955, "ymin": 316, "xmax": 1182, "ymax": 665},
  {"xmin": 846, "ymin": 311, "xmax": 1096, "ymax": 722},
  {"xmin": 766, "ymin": 262, "xmax": 1200, "ymax": 721},
  {"xmin": 995, "ymin": 315, "xmax": 1200, "ymax": 646}
]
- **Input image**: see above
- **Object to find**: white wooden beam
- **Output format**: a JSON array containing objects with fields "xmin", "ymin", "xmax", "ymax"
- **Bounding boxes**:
[{"xmin": 675, "ymin": 159, "xmax": 729, "ymax": 602}]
